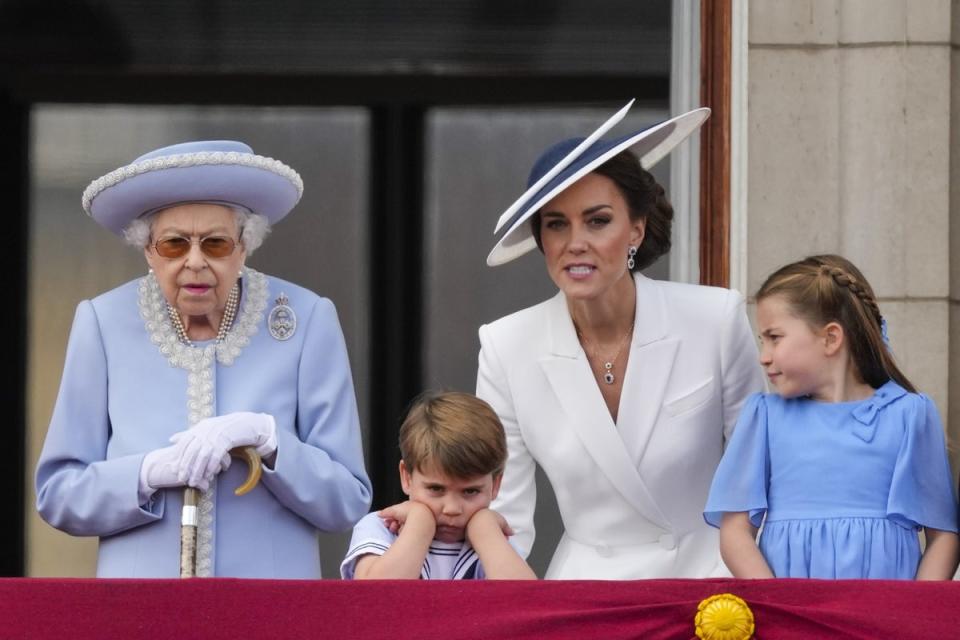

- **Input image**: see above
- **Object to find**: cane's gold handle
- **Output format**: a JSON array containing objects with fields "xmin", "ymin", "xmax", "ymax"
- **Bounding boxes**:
[{"xmin": 230, "ymin": 446, "xmax": 262, "ymax": 496}]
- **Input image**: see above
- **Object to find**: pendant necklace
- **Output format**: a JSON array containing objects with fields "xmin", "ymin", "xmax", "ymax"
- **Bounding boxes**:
[
  {"xmin": 167, "ymin": 282, "xmax": 240, "ymax": 347},
  {"xmin": 577, "ymin": 324, "xmax": 634, "ymax": 385}
]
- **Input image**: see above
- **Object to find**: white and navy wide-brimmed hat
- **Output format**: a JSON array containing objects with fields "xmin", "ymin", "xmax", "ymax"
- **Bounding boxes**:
[
  {"xmin": 486, "ymin": 101, "xmax": 710, "ymax": 266},
  {"xmin": 82, "ymin": 140, "xmax": 304, "ymax": 235}
]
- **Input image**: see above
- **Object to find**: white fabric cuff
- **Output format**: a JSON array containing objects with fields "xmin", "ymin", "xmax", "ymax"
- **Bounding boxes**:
[
  {"xmin": 137, "ymin": 455, "xmax": 158, "ymax": 506},
  {"xmin": 255, "ymin": 413, "xmax": 278, "ymax": 458}
]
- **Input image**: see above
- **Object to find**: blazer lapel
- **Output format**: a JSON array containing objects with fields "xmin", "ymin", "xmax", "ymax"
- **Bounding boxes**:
[
  {"xmin": 617, "ymin": 275, "xmax": 679, "ymax": 465},
  {"xmin": 539, "ymin": 288, "xmax": 670, "ymax": 530}
]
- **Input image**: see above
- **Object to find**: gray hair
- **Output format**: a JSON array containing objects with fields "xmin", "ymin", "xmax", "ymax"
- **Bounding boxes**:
[{"xmin": 122, "ymin": 204, "xmax": 271, "ymax": 255}]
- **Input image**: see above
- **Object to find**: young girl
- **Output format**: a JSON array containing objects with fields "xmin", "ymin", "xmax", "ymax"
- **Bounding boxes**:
[{"xmin": 704, "ymin": 254, "xmax": 959, "ymax": 579}]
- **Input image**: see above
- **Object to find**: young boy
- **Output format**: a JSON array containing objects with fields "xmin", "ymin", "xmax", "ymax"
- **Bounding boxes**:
[{"xmin": 340, "ymin": 391, "xmax": 536, "ymax": 580}]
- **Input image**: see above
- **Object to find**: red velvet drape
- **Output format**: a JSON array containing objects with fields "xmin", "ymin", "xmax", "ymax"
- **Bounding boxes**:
[{"xmin": 3, "ymin": 578, "xmax": 958, "ymax": 639}]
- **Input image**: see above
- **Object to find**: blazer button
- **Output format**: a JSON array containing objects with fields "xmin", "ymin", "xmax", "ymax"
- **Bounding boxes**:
[
  {"xmin": 658, "ymin": 534, "xmax": 676, "ymax": 550},
  {"xmin": 596, "ymin": 544, "xmax": 613, "ymax": 558}
]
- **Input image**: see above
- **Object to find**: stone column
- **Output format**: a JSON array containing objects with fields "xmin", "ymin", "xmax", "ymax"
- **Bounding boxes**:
[
  {"xmin": 950, "ymin": 0, "xmax": 960, "ymax": 467},
  {"xmin": 747, "ymin": 1, "xmax": 954, "ymax": 458}
]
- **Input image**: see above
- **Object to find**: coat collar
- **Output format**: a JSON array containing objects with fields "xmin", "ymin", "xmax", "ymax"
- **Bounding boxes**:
[
  {"xmin": 545, "ymin": 273, "xmax": 668, "ymax": 357},
  {"xmin": 540, "ymin": 274, "xmax": 675, "ymax": 530}
]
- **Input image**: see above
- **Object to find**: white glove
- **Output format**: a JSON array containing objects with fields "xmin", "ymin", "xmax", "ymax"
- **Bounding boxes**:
[
  {"xmin": 138, "ymin": 440, "xmax": 229, "ymax": 502},
  {"xmin": 170, "ymin": 412, "xmax": 277, "ymax": 489}
]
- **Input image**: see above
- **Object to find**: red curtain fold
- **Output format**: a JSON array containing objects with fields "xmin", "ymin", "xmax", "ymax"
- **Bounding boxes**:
[{"xmin": 3, "ymin": 578, "xmax": 958, "ymax": 639}]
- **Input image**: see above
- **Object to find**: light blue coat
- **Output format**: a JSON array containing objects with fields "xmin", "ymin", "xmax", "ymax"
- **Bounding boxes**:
[{"xmin": 36, "ymin": 270, "xmax": 372, "ymax": 578}]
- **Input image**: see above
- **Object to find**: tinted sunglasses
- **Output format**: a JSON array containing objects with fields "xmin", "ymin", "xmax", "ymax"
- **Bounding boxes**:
[{"xmin": 153, "ymin": 235, "xmax": 239, "ymax": 259}]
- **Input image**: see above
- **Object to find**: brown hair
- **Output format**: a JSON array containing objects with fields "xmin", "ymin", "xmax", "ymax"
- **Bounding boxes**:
[
  {"xmin": 529, "ymin": 149, "xmax": 674, "ymax": 272},
  {"xmin": 756, "ymin": 254, "xmax": 915, "ymax": 392},
  {"xmin": 399, "ymin": 391, "xmax": 507, "ymax": 479}
]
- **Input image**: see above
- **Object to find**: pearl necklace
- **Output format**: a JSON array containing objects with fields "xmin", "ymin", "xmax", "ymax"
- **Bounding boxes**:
[
  {"xmin": 577, "ymin": 324, "xmax": 634, "ymax": 385},
  {"xmin": 167, "ymin": 282, "xmax": 240, "ymax": 347}
]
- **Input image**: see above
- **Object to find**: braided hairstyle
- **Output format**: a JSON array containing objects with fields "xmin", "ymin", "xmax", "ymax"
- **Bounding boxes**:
[
  {"xmin": 529, "ymin": 149, "xmax": 674, "ymax": 272},
  {"xmin": 756, "ymin": 254, "xmax": 916, "ymax": 392}
]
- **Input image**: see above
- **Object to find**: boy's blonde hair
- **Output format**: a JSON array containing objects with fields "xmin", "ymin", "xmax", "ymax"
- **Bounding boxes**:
[{"xmin": 399, "ymin": 391, "xmax": 507, "ymax": 479}]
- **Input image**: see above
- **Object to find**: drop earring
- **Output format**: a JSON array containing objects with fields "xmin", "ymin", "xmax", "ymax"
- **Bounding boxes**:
[{"xmin": 627, "ymin": 246, "xmax": 637, "ymax": 270}]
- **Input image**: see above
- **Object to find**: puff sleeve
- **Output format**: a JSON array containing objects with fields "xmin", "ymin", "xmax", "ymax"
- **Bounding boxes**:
[
  {"xmin": 886, "ymin": 395, "xmax": 958, "ymax": 532},
  {"xmin": 704, "ymin": 393, "xmax": 770, "ymax": 528}
]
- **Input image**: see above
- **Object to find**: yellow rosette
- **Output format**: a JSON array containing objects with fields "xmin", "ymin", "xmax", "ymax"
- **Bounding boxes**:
[{"xmin": 694, "ymin": 593, "xmax": 755, "ymax": 640}]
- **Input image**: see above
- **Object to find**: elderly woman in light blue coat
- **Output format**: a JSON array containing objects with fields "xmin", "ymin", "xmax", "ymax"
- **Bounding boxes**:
[{"xmin": 36, "ymin": 141, "xmax": 372, "ymax": 578}]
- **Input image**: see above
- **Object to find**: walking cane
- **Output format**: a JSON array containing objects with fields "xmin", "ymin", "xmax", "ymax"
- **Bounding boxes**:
[{"xmin": 180, "ymin": 446, "xmax": 262, "ymax": 577}]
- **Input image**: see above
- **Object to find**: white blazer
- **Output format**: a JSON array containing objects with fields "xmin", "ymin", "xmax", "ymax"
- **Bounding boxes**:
[{"xmin": 477, "ymin": 274, "xmax": 765, "ymax": 579}]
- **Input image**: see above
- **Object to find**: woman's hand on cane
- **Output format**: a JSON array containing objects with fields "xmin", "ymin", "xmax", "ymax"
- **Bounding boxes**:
[
  {"xmin": 170, "ymin": 412, "xmax": 277, "ymax": 489},
  {"xmin": 139, "ymin": 439, "xmax": 228, "ymax": 501}
]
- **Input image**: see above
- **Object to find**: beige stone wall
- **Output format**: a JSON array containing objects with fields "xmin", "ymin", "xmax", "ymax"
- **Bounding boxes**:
[
  {"xmin": 951, "ymin": 0, "xmax": 960, "ymax": 465},
  {"xmin": 747, "ymin": 0, "xmax": 956, "ymax": 461}
]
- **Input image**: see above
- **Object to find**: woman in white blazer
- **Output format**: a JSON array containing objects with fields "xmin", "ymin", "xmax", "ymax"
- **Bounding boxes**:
[{"xmin": 477, "ymin": 103, "xmax": 765, "ymax": 579}]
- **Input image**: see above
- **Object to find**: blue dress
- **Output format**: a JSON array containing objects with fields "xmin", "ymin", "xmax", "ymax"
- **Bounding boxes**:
[{"xmin": 704, "ymin": 381, "xmax": 958, "ymax": 579}]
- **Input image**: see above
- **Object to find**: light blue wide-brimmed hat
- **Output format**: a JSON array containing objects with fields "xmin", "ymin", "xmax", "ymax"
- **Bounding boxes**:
[
  {"xmin": 486, "ymin": 101, "xmax": 710, "ymax": 266},
  {"xmin": 82, "ymin": 140, "xmax": 304, "ymax": 235}
]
